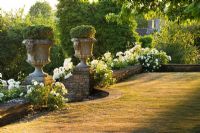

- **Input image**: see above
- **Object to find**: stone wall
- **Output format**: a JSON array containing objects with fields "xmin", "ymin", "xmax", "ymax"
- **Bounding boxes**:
[
  {"xmin": 113, "ymin": 65, "xmax": 143, "ymax": 82},
  {"xmin": 62, "ymin": 67, "xmax": 90, "ymax": 102}
]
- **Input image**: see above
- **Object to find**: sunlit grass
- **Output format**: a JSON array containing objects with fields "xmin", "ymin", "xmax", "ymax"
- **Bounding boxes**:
[{"xmin": 1, "ymin": 72, "xmax": 200, "ymax": 133}]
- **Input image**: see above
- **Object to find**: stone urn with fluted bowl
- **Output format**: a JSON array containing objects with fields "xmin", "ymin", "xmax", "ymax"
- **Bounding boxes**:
[
  {"xmin": 70, "ymin": 25, "xmax": 96, "ymax": 68},
  {"xmin": 23, "ymin": 25, "xmax": 54, "ymax": 85}
]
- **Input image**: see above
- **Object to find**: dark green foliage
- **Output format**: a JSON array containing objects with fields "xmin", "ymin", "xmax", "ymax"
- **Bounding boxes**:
[
  {"xmin": 139, "ymin": 35, "xmax": 153, "ymax": 48},
  {"xmin": 158, "ymin": 43, "xmax": 198, "ymax": 64},
  {"xmin": 0, "ymin": 9, "xmax": 64, "ymax": 80},
  {"xmin": 70, "ymin": 25, "xmax": 96, "ymax": 38},
  {"xmin": 0, "ymin": 25, "xmax": 33, "ymax": 80},
  {"xmin": 44, "ymin": 44, "xmax": 65, "ymax": 75},
  {"xmin": 23, "ymin": 25, "xmax": 54, "ymax": 41},
  {"xmin": 57, "ymin": 0, "xmax": 138, "ymax": 57}
]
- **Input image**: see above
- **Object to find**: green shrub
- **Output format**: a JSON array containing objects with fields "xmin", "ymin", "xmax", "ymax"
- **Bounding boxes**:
[
  {"xmin": 23, "ymin": 25, "xmax": 54, "ymax": 41},
  {"xmin": 155, "ymin": 22, "xmax": 199, "ymax": 64},
  {"xmin": 139, "ymin": 35, "xmax": 153, "ymax": 48},
  {"xmin": 70, "ymin": 25, "xmax": 96, "ymax": 38}
]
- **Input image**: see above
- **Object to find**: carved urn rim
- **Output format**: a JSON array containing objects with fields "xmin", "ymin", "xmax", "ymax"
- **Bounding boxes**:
[
  {"xmin": 22, "ymin": 39, "xmax": 53, "ymax": 46},
  {"xmin": 71, "ymin": 38, "xmax": 96, "ymax": 43}
]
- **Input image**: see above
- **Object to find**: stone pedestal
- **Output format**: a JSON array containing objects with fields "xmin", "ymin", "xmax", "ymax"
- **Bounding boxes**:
[
  {"xmin": 23, "ymin": 75, "xmax": 54, "ymax": 86},
  {"xmin": 62, "ymin": 67, "xmax": 90, "ymax": 102}
]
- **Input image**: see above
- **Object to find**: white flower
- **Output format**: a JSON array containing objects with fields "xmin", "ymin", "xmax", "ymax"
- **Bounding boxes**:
[
  {"xmin": 33, "ymin": 81, "xmax": 38, "ymax": 86},
  {"xmin": 40, "ymin": 83, "xmax": 44, "ymax": 87},
  {"xmin": 63, "ymin": 58, "xmax": 73, "ymax": 71},
  {"xmin": 0, "ymin": 93, "xmax": 4, "ymax": 98},
  {"xmin": 26, "ymin": 85, "xmax": 32, "ymax": 90},
  {"xmin": 147, "ymin": 64, "xmax": 150, "ymax": 67},
  {"xmin": 116, "ymin": 51, "xmax": 123, "ymax": 57},
  {"xmin": 8, "ymin": 83, "xmax": 15, "ymax": 90},
  {"xmin": 113, "ymin": 59, "xmax": 118, "ymax": 62},
  {"xmin": 91, "ymin": 60, "xmax": 99, "ymax": 67},
  {"xmin": 155, "ymin": 59, "xmax": 158, "ymax": 62},
  {"xmin": 27, "ymin": 87, "xmax": 33, "ymax": 94},
  {"xmin": 20, "ymin": 93, "xmax": 24, "ymax": 97},
  {"xmin": 104, "ymin": 52, "xmax": 112, "ymax": 59},
  {"xmin": 53, "ymin": 68, "xmax": 59, "ymax": 74},
  {"xmin": 59, "ymin": 67, "xmax": 65, "ymax": 73},
  {"xmin": 64, "ymin": 72, "xmax": 72, "ymax": 79},
  {"xmin": 1, "ymin": 80, "xmax": 7, "ymax": 86},
  {"xmin": 124, "ymin": 51, "xmax": 132, "ymax": 56},
  {"xmin": 168, "ymin": 56, "xmax": 171, "ymax": 61},
  {"xmin": 0, "ymin": 73, "xmax": 2, "ymax": 79},
  {"xmin": 53, "ymin": 74, "xmax": 60, "ymax": 80},
  {"xmin": 14, "ymin": 84, "xmax": 20, "ymax": 89},
  {"xmin": 7, "ymin": 79, "xmax": 15, "ymax": 84},
  {"xmin": 104, "ymin": 73, "xmax": 108, "ymax": 77}
]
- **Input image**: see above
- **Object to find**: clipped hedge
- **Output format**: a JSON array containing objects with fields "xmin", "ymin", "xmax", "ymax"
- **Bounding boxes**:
[
  {"xmin": 70, "ymin": 25, "xmax": 96, "ymax": 38},
  {"xmin": 139, "ymin": 35, "xmax": 153, "ymax": 48},
  {"xmin": 23, "ymin": 25, "xmax": 54, "ymax": 41}
]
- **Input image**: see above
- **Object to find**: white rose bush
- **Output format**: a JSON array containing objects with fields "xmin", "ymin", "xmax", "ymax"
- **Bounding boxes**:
[
  {"xmin": 90, "ymin": 59, "xmax": 116, "ymax": 87},
  {"xmin": 138, "ymin": 48, "xmax": 171, "ymax": 72},
  {"xmin": 0, "ymin": 72, "xmax": 68, "ymax": 110},
  {"xmin": 0, "ymin": 73, "xmax": 25, "ymax": 103},
  {"xmin": 53, "ymin": 58, "xmax": 74, "ymax": 81},
  {"xmin": 25, "ymin": 80, "xmax": 68, "ymax": 110}
]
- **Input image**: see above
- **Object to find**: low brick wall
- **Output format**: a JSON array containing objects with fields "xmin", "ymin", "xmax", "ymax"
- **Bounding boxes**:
[
  {"xmin": 160, "ymin": 64, "xmax": 200, "ymax": 72},
  {"xmin": 113, "ymin": 65, "xmax": 143, "ymax": 82}
]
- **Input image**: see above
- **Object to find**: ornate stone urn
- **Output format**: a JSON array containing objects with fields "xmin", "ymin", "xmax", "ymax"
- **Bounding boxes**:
[
  {"xmin": 23, "ymin": 25, "xmax": 54, "ymax": 85},
  {"xmin": 23, "ymin": 39, "xmax": 53, "ymax": 84},
  {"xmin": 70, "ymin": 25, "xmax": 96, "ymax": 68},
  {"xmin": 71, "ymin": 38, "xmax": 96, "ymax": 68}
]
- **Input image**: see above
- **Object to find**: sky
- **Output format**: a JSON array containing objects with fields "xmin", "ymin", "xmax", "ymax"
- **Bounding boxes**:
[{"xmin": 0, "ymin": 0, "xmax": 59, "ymax": 14}]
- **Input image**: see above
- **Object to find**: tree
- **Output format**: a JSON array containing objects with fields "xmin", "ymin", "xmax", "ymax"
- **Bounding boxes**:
[
  {"xmin": 112, "ymin": 0, "xmax": 198, "ymax": 22},
  {"xmin": 57, "ymin": 0, "xmax": 138, "ymax": 57},
  {"xmin": 29, "ymin": 1, "xmax": 52, "ymax": 18}
]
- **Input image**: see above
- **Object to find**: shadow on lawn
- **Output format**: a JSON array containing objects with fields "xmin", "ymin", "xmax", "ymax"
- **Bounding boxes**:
[
  {"xmin": 130, "ymin": 87, "xmax": 200, "ymax": 132},
  {"xmin": 105, "ymin": 73, "xmax": 200, "ymax": 133}
]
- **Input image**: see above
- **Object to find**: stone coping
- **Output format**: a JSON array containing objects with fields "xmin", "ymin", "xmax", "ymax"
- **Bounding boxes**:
[{"xmin": 112, "ymin": 64, "xmax": 143, "ymax": 82}]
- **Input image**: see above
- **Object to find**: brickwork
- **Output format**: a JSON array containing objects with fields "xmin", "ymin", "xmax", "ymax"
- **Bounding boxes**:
[
  {"xmin": 113, "ymin": 65, "xmax": 143, "ymax": 82},
  {"xmin": 62, "ymin": 67, "xmax": 90, "ymax": 102}
]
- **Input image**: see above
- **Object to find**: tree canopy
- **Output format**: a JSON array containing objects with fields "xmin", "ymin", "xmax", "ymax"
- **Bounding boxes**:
[
  {"xmin": 112, "ymin": 0, "xmax": 199, "ymax": 22},
  {"xmin": 29, "ymin": 1, "xmax": 52, "ymax": 18}
]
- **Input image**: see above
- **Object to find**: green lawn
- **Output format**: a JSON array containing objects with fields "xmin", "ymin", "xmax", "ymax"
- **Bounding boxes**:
[{"xmin": 1, "ymin": 72, "xmax": 200, "ymax": 133}]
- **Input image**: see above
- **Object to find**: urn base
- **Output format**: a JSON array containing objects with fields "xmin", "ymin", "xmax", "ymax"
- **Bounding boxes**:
[{"xmin": 23, "ymin": 74, "xmax": 54, "ymax": 86}]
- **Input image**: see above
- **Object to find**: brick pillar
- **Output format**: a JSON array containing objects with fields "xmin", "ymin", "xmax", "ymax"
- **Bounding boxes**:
[{"xmin": 62, "ymin": 67, "xmax": 90, "ymax": 102}]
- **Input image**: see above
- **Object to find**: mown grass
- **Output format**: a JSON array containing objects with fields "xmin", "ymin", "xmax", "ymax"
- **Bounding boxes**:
[{"xmin": 1, "ymin": 72, "xmax": 200, "ymax": 133}]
